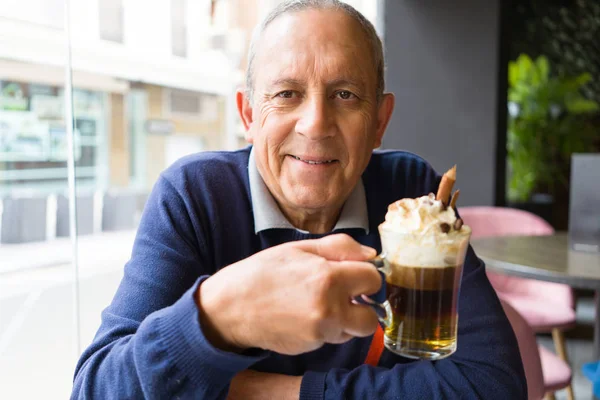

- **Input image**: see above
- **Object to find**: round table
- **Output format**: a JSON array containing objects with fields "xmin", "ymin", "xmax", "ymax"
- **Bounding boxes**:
[{"xmin": 471, "ymin": 233, "xmax": 600, "ymax": 359}]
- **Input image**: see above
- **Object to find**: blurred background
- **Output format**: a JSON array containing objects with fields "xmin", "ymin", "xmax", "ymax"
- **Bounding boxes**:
[{"xmin": 0, "ymin": 0, "xmax": 598, "ymax": 398}]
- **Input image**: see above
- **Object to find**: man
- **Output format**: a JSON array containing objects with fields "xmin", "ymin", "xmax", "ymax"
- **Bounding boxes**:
[{"xmin": 72, "ymin": 1, "xmax": 526, "ymax": 399}]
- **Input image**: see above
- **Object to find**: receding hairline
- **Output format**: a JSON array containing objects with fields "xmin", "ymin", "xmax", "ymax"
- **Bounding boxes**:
[
  {"xmin": 257, "ymin": 10, "xmax": 376, "ymax": 80},
  {"xmin": 245, "ymin": 0, "xmax": 385, "ymax": 104}
]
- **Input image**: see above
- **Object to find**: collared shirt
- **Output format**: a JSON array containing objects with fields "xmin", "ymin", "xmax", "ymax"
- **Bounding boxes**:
[{"xmin": 247, "ymin": 147, "xmax": 369, "ymax": 234}]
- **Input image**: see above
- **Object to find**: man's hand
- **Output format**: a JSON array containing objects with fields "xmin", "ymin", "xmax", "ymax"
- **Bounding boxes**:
[
  {"xmin": 226, "ymin": 370, "xmax": 301, "ymax": 400},
  {"xmin": 197, "ymin": 233, "xmax": 381, "ymax": 354}
]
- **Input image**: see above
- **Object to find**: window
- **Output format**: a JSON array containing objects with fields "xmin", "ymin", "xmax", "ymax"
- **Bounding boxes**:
[{"xmin": 167, "ymin": 89, "xmax": 202, "ymax": 116}]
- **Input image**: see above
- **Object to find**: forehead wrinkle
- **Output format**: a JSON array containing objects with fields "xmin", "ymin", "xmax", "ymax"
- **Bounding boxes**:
[
  {"xmin": 263, "ymin": 48, "xmax": 371, "ymax": 92},
  {"xmin": 266, "ymin": 78, "xmax": 305, "ymax": 90},
  {"xmin": 255, "ymin": 11, "xmax": 377, "ymax": 95}
]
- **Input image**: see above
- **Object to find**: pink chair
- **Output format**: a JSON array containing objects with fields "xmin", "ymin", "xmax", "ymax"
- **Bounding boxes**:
[
  {"xmin": 501, "ymin": 299, "xmax": 572, "ymax": 400},
  {"xmin": 460, "ymin": 206, "xmax": 576, "ymax": 400}
]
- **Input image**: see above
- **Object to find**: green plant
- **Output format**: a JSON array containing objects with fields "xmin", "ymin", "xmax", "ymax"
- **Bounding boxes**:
[
  {"xmin": 511, "ymin": 0, "xmax": 600, "ymax": 105},
  {"xmin": 507, "ymin": 54, "xmax": 599, "ymax": 202}
]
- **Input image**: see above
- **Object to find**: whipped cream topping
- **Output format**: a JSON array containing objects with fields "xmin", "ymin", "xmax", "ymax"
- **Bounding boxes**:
[
  {"xmin": 378, "ymin": 193, "xmax": 471, "ymax": 268},
  {"xmin": 381, "ymin": 193, "xmax": 462, "ymax": 235}
]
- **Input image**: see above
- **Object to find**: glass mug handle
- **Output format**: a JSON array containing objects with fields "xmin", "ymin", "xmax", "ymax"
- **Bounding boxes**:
[{"xmin": 361, "ymin": 254, "xmax": 393, "ymax": 329}]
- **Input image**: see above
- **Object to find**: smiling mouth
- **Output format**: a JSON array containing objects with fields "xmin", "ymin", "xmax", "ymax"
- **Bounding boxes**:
[{"xmin": 289, "ymin": 155, "xmax": 337, "ymax": 165}]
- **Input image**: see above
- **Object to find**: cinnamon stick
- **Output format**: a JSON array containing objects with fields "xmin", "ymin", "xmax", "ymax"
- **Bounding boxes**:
[
  {"xmin": 436, "ymin": 165, "xmax": 457, "ymax": 206},
  {"xmin": 449, "ymin": 189, "xmax": 460, "ymax": 209}
]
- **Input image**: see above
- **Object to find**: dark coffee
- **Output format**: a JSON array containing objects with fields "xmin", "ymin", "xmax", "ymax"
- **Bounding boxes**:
[{"xmin": 383, "ymin": 263, "xmax": 462, "ymax": 359}]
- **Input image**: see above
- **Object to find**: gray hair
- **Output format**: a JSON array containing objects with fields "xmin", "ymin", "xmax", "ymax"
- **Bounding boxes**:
[{"xmin": 245, "ymin": 0, "xmax": 385, "ymax": 104}]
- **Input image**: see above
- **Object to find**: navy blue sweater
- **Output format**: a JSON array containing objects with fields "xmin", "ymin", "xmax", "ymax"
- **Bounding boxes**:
[{"xmin": 72, "ymin": 147, "xmax": 526, "ymax": 399}]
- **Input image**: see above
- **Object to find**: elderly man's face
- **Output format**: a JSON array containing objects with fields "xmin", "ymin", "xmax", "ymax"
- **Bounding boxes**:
[{"xmin": 238, "ymin": 9, "xmax": 394, "ymax": 226}]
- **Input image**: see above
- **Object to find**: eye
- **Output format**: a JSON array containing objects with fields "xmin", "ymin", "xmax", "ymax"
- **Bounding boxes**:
[
  {"xmin": 335, "ymin": 90, "xmax": 356, "ymax": 100},
  {"xmin": 276, "ymin": 90, "xmax": 295, "ymax": 99}
]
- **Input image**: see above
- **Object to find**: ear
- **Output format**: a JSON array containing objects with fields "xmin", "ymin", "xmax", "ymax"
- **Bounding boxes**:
[
  {"xmin": 236, "ymin": 89, "xmax": 255, "ymax": 143},
  {"xmin": 373, "ymin": 93, "xmax": 395, "ymax": 148}
]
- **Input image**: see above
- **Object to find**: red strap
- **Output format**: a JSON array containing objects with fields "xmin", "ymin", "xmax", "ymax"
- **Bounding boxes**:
[{"xmin": 364, "ymin": 325, "xmax": 385, "ymax": 366}]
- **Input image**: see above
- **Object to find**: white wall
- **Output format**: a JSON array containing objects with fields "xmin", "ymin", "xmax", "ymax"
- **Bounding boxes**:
[
  {"xmin": 186, "ymin": 0, "xmax": 212, "ymax": 58},
  {"xmin": 123, "ymin": 0, "xmax": 171, "ymax": 57},
  {"xmin": 69, "ymin": 0, "xmax": 101, "ymax": 43},
  {"xmin": 0, "ymin": 0, "xmax": 64, "ymax": 29}
]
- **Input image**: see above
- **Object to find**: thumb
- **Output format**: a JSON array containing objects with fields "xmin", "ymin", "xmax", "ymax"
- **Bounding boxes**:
[{"xmin": 297, "ymin": 234, "xmax": 377, "ymax": 261}]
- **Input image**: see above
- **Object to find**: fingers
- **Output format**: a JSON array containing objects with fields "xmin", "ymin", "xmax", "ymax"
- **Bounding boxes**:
[
  {"xmin": 327, "ymin": 332, "xmax": 355, "ymax": 344},
  {"xmin": 296, "ymin": 234, "xmax": 377, "ymax": 261},
  {"xmin": 331, "ymin": 260, "xmax": 382, "ymax": 296},
  {"xmin": 341, "ymin": 303, "xmax": 379, "ymax": 338}
]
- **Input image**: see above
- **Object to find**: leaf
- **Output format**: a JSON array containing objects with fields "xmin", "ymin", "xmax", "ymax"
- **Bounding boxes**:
[
  {"xmin": 508, "ymin": 91, "xmax": 523, "ymax": 103},
  {"xmin": 508, "ymin": 62, "xmax": 519, "ymax": 88},
  {"xmin": 517, "ymin": 54, "xmax": 534, "ymax": 83},
  {"xmin": 536, "ymin": 56, "xmax": 550, "ymax": 83},
  {"xmin": 561, "ymin": 73, "xmax": 593, "ymax": 93},
  {"xmin": 530, "ymin": 65, "xmax": 541, "ymax": 86},
  {"xmin": 565, "ymin": 98, "xmax": 600, "ymax": 113},
  {"xmin": 574, "ymin": 72, "xmax": 593, "ymax": 86}
]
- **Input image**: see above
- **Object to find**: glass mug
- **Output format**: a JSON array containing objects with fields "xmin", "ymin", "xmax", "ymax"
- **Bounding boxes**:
[{"xmin": 366, "ymin": 224, "xmax": 471, "ymax": 360}]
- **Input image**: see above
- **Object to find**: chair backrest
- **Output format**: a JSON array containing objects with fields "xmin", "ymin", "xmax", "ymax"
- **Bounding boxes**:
[
  {"xmin": 102, "ymin": 190, "xmax": 138, "ymax": 232},
  {"xmin": 458, "ymin": 206, "xmax": 554, "ymax": 239},
  {"xmin": 500, "ymin": 299, "xmax": 546, "ymax": 400},
  {"xmin": 1, "ymin": 196, "xmax": 48, "ymax": 244}
]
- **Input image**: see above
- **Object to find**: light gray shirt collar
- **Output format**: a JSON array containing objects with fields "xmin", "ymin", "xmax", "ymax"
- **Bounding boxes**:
[{"xmin": 248, "ymin": 148, "xmax": 369, "ymax": 234}]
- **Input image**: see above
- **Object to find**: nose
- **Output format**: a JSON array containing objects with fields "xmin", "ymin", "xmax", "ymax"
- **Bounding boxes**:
[{"xmin": 295, "ymin": 95, "xmax": 334, "ymax": 140}]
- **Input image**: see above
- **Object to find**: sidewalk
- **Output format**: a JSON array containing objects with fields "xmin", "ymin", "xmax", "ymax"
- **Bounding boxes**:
[{"xmin": 0, "ymin": 230, "xmax": 137, "ymax": 399}]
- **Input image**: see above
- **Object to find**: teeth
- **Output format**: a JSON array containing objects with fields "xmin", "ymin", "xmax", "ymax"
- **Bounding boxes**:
[{"xmin": 292, "ymin": 155, "xmax": 334, "ymax": 164}]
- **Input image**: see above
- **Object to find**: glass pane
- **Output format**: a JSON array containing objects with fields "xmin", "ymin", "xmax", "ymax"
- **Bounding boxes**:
[
  {"xmin": 73, "ymin": 0, "xmax": 234, "ymax": 368},
  {"xmin": 0, "ymin": 1, "xmax": 76, "ymax": 398}
]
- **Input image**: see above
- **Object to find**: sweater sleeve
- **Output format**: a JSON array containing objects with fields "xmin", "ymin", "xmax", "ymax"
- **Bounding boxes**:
[
  {"xmin": 71, "ymin": 175, "xmax": 268, "ymax": 400},
  {"xmin": 299, "ymin": 247, "xmax": 527, "ymax": 400}
]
